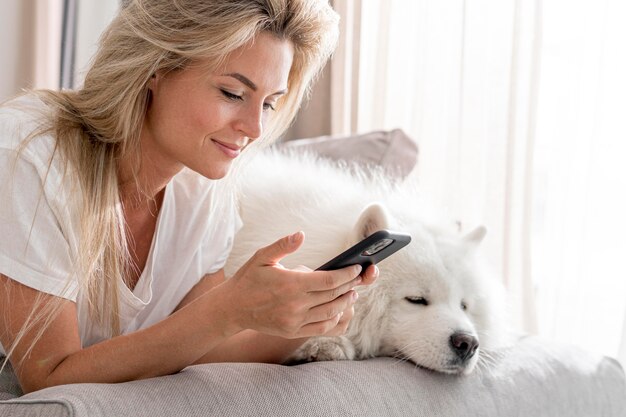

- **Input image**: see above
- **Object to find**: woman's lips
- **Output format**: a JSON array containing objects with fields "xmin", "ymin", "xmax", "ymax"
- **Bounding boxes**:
[{"xmin": 211, "ymin": 139, "xmax": 242, "ymax": 158}]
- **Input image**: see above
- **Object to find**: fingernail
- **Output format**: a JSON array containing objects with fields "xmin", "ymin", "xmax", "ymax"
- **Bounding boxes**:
[
  {"xmin": 354, "ymin": 264, "xmax": 363, "ymax": 275},
  {"xmin": 374, "ymin": 265, "xmax": 380, "ymax": 278},
  {"xmin": 352, "ymin": 291, "xmax": 359, "ymax": 302},
  {"xmin": 289, "ymin": 231, "xmax": 303, "ymax": 244}
]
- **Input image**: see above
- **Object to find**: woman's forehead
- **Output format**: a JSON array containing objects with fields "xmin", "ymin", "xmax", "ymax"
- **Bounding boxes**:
[{"xmin": 210, "ymin": 33, "xmax": 294, "ymax": 90}]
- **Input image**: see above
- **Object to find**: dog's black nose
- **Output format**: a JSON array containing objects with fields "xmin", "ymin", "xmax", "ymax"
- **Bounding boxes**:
[{"xmin": 449, "ymin": 332, "xmax": 479, "ymax": 361}]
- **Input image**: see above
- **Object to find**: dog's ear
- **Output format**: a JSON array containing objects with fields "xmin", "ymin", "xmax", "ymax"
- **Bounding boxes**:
[
  {"xmin": 462, "ymin": 225, "xmax": 487, "ymax": 248},
  {"xmin": 352, "ymin": 202, "xmax": 391, "ymax": 242}
]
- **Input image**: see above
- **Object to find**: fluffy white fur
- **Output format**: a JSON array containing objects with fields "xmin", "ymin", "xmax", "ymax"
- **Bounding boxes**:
[{"xmin": 225, "ymin": 149, "xmax": 508, "ymax": 374}]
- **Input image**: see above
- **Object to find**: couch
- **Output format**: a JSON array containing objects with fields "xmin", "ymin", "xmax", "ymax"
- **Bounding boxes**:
[{"xmin": 1, "ymin": 130, "xmax": 624, "ymax": 416}]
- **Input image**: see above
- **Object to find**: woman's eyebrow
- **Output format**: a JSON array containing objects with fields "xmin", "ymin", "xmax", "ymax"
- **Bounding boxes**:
[{"xmin": 223, "ymin": 72, "xmax": 288, "ymax": 96}]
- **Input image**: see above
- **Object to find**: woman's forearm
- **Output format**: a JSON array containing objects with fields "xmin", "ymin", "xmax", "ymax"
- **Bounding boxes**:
[
  {"xmin": 193, "ymin": 330, "xmax": 307, "ymax": 364},
  {"xmin": 176, "ymin": 271, "xmax": 307, "ymax": 365},
  {"xmin": 42, "ymin": 289, "xmax": 239, "ymax": 391}
]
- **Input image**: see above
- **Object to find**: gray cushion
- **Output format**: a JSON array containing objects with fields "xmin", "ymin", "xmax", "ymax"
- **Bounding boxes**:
[
  {"xmin": 0, "ymin": 360, "xmax": 21, "ymax": 400},
  {"xmin": 1, "ymin": 336, "xmax": 624, "ymax": 417},
  {"xmin": 278, "ymin": 129, "xmax": 419, "ymax": 179}
]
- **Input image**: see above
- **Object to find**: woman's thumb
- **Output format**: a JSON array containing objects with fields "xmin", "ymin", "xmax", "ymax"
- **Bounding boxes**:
[{"xmin": 255, "ymin": 231, "xmax": 305, "ymax": 265}]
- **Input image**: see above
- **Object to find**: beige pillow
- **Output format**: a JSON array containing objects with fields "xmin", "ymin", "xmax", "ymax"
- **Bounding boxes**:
[{"xmin": 278, "ymin": 129, "xmax": 418, "ymax": 179}]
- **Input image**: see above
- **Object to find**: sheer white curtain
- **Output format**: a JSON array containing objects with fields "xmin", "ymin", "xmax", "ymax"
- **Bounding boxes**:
[
  {"xmin": 0, "ymin": 0, "xmax": 118, "ymax": 99},
  {"xmin": 0, "ymin": 0, "xmax": 65, "ymax": 97},
  {"xmin": 331, "ymin": 0, "xmax": 626, "ymax": 366}
]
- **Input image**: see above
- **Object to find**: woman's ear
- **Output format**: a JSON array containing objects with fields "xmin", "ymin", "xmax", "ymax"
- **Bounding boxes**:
[{"xmin": 147, "ymin": 72, "xmax": 160, "ymax": 91}]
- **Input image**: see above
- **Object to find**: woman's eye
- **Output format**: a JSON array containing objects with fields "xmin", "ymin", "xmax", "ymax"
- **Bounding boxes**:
[
  {"xmin": 221, "ymin": 89, "xmax": 242, "ymax": 101},
  {"xmin": 221, "ymin": 89, "xmax": 275, "ymax": 112},
  {"xmin": 405, "ymin": 296, "xmax": 429, "ymax": 306}
]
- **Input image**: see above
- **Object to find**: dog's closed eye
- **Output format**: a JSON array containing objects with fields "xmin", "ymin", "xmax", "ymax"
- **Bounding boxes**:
[{"xmin": 405, "ymin": 296, "xmax": 429, "ymax": 306}]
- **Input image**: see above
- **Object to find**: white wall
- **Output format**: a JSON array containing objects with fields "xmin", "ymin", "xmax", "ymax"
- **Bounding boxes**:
[{"xmin": 73, "ymin": 0, "xmax": 119, "ymax": 86}]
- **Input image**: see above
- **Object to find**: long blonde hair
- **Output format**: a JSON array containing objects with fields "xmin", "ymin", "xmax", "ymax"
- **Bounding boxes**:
[{"xmin": 5, "ymin": 0, "xmax": 338, "ymax": 360}]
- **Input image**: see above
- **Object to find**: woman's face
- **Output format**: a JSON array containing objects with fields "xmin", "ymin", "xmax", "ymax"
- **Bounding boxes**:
[{"xmin": 142, "ymin": 32, "xmax": 294, "ymax": 180}]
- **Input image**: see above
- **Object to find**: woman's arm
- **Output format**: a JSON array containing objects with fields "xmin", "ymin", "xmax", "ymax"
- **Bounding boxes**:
[
  {"xmin": 0, "ymin": 233, "xmax": 367, "ymax": 393},
  {"xmin": 175, "ymin": 262, "xmax": 377, "ymax": 365},
  {"xmin": 175, "ymin": 270, "xmax": 311, "ymax": 364},
  {"xmin": 0, "ymin": 272, "xmax": 239, "ymax": 394}
]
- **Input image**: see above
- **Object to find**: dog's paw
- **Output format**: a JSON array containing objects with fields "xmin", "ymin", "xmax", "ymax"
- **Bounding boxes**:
[
  {"xmin": 313, "ymin": 338, "xmax": 353, "ymax": 361},
  {"xmin": 286, "ymin": 337, "xmax": 355, "ymax": 364}
]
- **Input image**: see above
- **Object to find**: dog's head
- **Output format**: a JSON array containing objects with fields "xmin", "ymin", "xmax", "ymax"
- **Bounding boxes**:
[{"xmin": 350, "ymin": 203, "xmax": 507, "ymax": 375}]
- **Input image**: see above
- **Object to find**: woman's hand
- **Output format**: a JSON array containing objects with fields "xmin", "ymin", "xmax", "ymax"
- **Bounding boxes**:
[
  {"xmin": 320, "ymin": 263, "xmax": 378, "ymax": 337},
  {"xmin": 290, "ymin": 262, "xmax": 379, "ymax": 338},
  {"xmin": 220, "ymin": 231, "xmax": 378, "ymax": 339}
]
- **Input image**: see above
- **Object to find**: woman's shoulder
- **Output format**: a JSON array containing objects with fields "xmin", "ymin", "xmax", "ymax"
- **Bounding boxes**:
[
  {"xmin": 0, "ymin": 93, "xmax": 51, "ymax": 129},
  {"xmin": 0, "ymin": 93, "xmax": 58, "ymax": 166}
]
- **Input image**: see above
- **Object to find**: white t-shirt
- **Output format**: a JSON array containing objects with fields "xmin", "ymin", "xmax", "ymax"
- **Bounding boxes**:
[{"xmin": 0, "ymin": 95, "xmax": 242, "ymax": 353}]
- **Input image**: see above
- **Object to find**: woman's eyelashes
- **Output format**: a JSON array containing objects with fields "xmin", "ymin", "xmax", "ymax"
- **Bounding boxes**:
[
  {"xmin": 220, "ymin": 89, "xmax": 243, "ymax": 101},
  {"xmin": 220, "ymin": 89, "xmax": 276, "ymax": 111}
]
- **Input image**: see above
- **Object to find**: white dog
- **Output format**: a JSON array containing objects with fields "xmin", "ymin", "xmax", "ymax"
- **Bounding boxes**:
[{"xmin": 225, "ymin": 149, "xmax": 508, "ymax": 375}]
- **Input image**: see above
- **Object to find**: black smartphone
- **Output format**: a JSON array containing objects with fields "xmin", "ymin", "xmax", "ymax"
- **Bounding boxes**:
[{"xmin": 315, "ymin": 229, "xmax": 412, "ymax": 271}]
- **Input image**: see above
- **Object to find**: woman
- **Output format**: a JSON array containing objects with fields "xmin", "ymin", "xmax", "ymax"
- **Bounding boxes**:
[{"xmin": 0, "ymin": 0, "xmax": 378, "ymax": 393}]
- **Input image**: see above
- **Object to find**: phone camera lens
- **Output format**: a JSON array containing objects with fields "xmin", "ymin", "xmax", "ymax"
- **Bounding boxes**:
[{"xmin": 361, "ymin": 238, "xmax": 394, "ymax": 256}]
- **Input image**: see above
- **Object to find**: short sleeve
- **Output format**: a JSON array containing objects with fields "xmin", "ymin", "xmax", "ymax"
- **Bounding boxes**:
[
  {"xmin": 0, "ymin": 150, "xmax": 78, "ymax": 300},
  {"xmin": 201, "ymin": 195, "xmax": 243, "ymax": 275}
]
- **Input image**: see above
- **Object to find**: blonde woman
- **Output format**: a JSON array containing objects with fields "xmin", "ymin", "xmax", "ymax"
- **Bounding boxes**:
[{"xmin": 0, "ymin": 0, "xmax": 378, "ymax": 393}]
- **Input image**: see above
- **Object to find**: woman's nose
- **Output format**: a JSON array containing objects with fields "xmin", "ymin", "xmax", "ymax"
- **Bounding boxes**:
[{"xmin": 235, "ymin": 103, "xmax": 263, "ymax": 140}]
